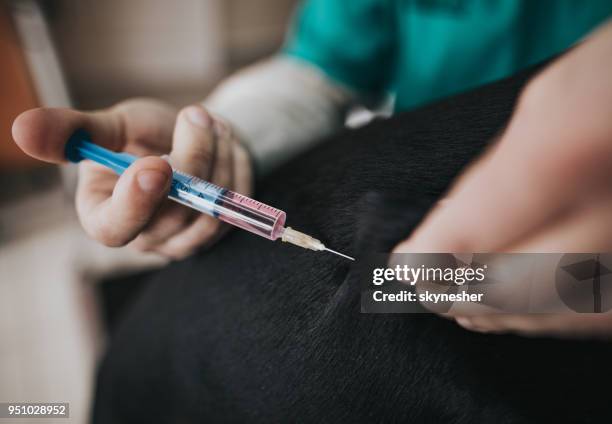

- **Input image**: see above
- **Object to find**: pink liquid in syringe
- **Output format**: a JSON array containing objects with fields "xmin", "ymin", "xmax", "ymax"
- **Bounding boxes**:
[
  {"xmin": 170, "ymin": 172, "xmax": 354, "ymax": 260},
  {"xmin": 170, "ymin": 170, "xmax": 287, "ymax": 240},
  {"xmin": 212, "ymin": 189, "xmax": 287, "ymax": 240}
]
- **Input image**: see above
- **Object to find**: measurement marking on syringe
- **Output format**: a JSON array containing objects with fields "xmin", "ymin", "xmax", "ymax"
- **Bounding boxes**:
[{"xmin": 177, "ymin": 189, "xmax": 279, "ymax": 230}]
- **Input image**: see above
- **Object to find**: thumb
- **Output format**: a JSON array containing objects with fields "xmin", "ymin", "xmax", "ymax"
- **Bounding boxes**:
[
  {"xmin": 12, "ymin": 100, "xmax": 177, "ymax": 165},
  {"xmin": 12, "ymin": 107, "xmax": 126, "ymax": 164}
]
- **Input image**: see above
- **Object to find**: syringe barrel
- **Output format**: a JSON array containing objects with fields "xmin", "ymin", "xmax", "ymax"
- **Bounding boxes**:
[
  {"xmin": 171, "ymin": 170, "xmax": 287, "ymax": 240},
  {"xmin": 66, "ymin": 134, "xmax": 287, "ymax": 241}
]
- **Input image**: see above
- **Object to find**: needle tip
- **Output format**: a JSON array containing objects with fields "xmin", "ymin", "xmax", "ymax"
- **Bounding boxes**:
[{"xmin": 324, "ymin": 247, "xmax": 355, "ymax": 261}]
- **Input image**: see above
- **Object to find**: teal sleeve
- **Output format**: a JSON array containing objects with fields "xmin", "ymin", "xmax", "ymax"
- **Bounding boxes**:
[{"xmin": 283, "ymin": 0, "xmax": 396, "ymax": 98}]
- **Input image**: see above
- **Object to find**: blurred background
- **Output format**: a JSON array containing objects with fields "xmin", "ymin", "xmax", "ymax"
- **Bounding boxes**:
[{"xmin": 0, "ymin": 0, "xmax": 297, "ymax": 422}]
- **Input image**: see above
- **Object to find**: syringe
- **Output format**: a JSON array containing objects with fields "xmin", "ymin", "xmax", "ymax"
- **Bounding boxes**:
[{"xmin": 65, "ymin": 131, "xmax": 354, "ymax": 261}]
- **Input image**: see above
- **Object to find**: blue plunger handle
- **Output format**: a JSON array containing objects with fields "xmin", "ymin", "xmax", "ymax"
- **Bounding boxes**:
[{"xmin": 65, "ymin": 129, "xmax": 137, "ymax": 175}]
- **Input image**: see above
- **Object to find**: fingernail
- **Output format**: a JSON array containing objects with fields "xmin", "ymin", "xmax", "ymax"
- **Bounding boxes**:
[
  {"xmin": 137, "ymin": 169, "xmax": 168, "ymax": 193},
  {"xmin": 185, "ymin": 106, "xmax": 211, "ymax": 128}
]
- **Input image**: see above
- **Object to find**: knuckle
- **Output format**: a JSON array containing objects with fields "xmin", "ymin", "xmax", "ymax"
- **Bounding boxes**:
[
  {"xmin": 186, "ymin": 145, "xmax": 215, "ymax": 166},
  {"xmin": 215, "ymin": 147, "xmax": 234, "ymax": 172},
  {"xmin": 175, "ymin": 212, "xmax": 193, "ymax": 229},
  {"xmin": 234, "ymin": 143, "xmax": 251, "ymax": 169},
  {"xmin": 89, "ymin": 224, "xmax": 128, "ymax": 247},
  {"xmin": 189, "ymin": 220, "xmax": 219, "ymax": 246},
  {"xmin": 173, "ymin": 248, "xmax": 195, "ymax": 261},
  {"xmin": 213, "ymin": 118, "xmax": 231, "ymax": 139},
  {"xmin": 203, "ymin": 219, "xmax": 222, "ymax": 237},
  {"xmin": 161, "ymin": 207, "xmax": 192, "ymax": 229},
  {"xmin": 162, "ymin": 244, "xmax": 195, "ymax": 261},
  {"xmin": 74, "ymin": 198, "xmax": 90, "ymax": 224},
  {"xmin": 129, "ymin": 236, "xmax": 156, "ymax": 253}
]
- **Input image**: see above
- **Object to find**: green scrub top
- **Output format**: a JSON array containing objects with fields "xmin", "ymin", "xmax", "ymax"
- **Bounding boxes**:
[{"xmin": 284, "ymin": 0, "xmax": 612, "ymax": 111}]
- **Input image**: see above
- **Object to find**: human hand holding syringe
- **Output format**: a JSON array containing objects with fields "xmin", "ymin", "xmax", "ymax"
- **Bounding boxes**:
[
  {"xmin": 12, "ymin": 99, "xmax": 352, "ymax": 260},
  {"xmin": 13, "ymin": 100, "xmax": 246, "ymax": 259}
]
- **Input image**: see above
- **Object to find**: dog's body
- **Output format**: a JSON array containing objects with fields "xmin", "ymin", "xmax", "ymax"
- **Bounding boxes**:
[{"xmin": 93, "ymin": 64, "xmax": 612, "ymax": 423}]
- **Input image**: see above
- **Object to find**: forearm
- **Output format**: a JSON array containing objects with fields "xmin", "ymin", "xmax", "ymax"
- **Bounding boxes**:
[{"xmin": 204, "ymin": 55, "xmax": 355, "ymax": 175}]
